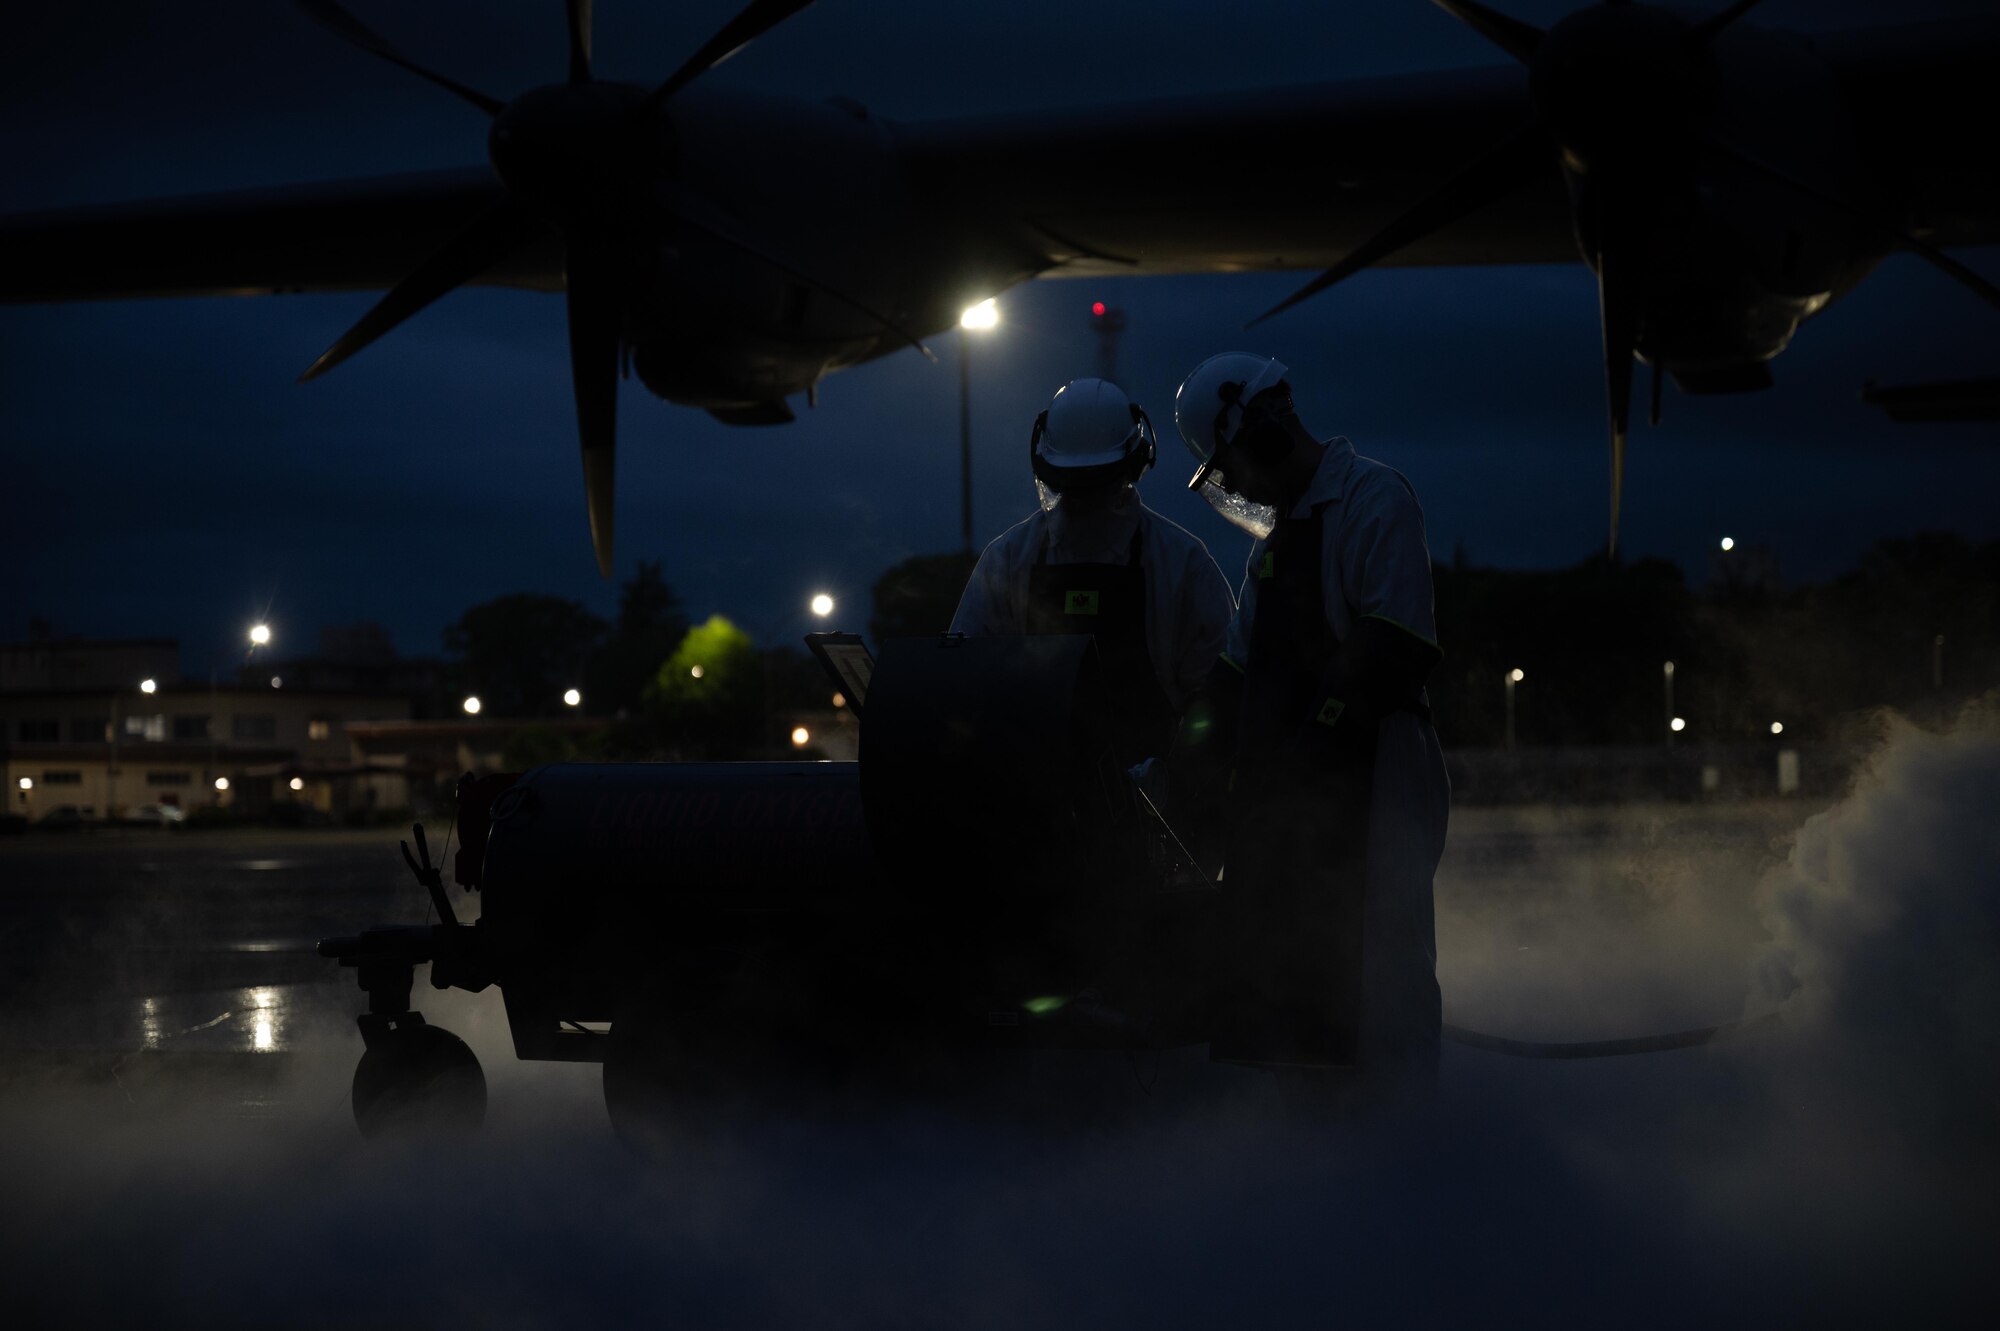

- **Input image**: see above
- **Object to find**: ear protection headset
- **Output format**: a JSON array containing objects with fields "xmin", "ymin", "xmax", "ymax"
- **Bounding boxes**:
[{"xmin": 1027, "ymin": 400, "xmax": 1159, "ymax": 492}]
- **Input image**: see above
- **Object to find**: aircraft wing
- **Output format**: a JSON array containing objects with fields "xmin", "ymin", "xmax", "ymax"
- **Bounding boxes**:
[
  {"xmin": 896, "ymin": 20, "xmax": 2000, "ymax": 279},
  {"xmin": 894, "ymin": 65, "xmax": 1573, "ymax": 279},
  {"xmin": 1, "ymin": 17, "xmax": 1992, "ymax": 306},
  {"xmin": 1815, "ymin": 18, "xmax": 2000, "ymax": 249},
  {"xmin": 0, "ymin": 167, "xmax": 560, "ymax": 303}
]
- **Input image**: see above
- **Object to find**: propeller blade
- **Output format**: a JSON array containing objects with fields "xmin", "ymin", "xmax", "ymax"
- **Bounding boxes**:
[
  {"xmin": 1687, "ymin": 0, "xmax": 1770, "ymax": 48},
  {"xmin": 295, "ymin": 0, "xmax": 505, "ymax": 116},
  {"xmin": 1595, "ymin": 226, "xmax": 1643, "ymax": 560},
  {"xmin": 640, "ymin": 0, "xmax": 816, "ymax": 114},
  {"xmin": 1248, "ymin": 121, "xmax": 1548, "ymax": 328},
  {"xmin": 670, "ymin": 201, "xmax": 937, "ymax": 361},
  {"xmin": 1709, "ymin": 137, "xmax": 2000, "ymax": 312},
  {"xmin": 565, "ymin": 236, "xmax": 622, "ymax": 577},
  {"xmin": 1430, "ymin": 0, "xmax": 1545, "ymax": 65},
  {"xmin": 565, "ymin": 0, "xmax": 594, "ymax": 84},
  {"xmin": 300, "ymin": 200, "xmax": 546, "ymax": 381}
]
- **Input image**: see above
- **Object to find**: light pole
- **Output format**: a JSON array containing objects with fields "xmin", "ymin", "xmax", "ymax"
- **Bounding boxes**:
[
  {"xmin": 106, "ymin": 676, "xmax": 154, "ymax": 821},
  {"xmin": 210, "ymin": 625, "xmax": 272, "ymax": 806},
  {"xmin": 1663, "ymin": 659, "xmax": 1676, "ymax": 748},
  {"xmin": 1504, "ymin": 668, "xmax": 1524, "ymax": 750},
  {"xmin": 958, "ymin": 298, "xmax": 999, "ymax": 554}
]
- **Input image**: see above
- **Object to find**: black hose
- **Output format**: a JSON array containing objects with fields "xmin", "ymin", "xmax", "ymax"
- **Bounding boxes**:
[{"xmin": 1442, "ymin": 1010, "xmax": 1783, "ymax": 1059}]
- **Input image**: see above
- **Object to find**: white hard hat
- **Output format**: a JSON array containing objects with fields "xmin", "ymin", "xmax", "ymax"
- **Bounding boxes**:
[
  {"xmin": 1174, "ymin": 353, "xmax": 1289, "ymax": 488},
  {"xmin": 1030, "ymin": 379, "xmax": 1157, "ymax": 492}
]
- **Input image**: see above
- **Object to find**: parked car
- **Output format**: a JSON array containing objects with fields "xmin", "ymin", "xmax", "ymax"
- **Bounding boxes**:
[
  {"xmin": 37, "ymin": 805, "xmax": 89, "ymax": 830},
  {"xmin": 123, "ymin": 803, "xmax": 187, "ymax": 828}
]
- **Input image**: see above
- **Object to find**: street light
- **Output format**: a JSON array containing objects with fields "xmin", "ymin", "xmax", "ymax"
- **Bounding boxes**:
[
  {"xmin": 958, "ymin": 298, "xmax": 1001, "ymax": 553},
  {"xmin": 1670, "ymin": 717, "xmax": 1686, "ymax": 733},
  {"xmin": 249, "ymin": 623, "xmax": 272, "ymax": 647},
  {"xmin": 810, "ymin": 593, "xmax": 835, "ymax": 618},
  {"xmin": 17, "ymin": 777, "xmax": 30, "ymax": 791},
  {"xmin": 289, "ymin": 776, "xmax": 305, "ymax": 791},
  {"xmin": 462, "ymin": 696, "xmax": 482, "ymax": 715},
  {"xmin": 214, "ymin": 776, "xmax": 230, "ymax": 791},
  {"xmin": 563, "ymin": 688, "xmax": 582, "ymax": 707},
  {"xmin": 140, "ymin": 678, "xmax": 157, "ymax": 695},
  {"xmin": 1719, "ymin": 536, "xmax": 1735, "ymax": 552},
  {"xmin": 1504, "ymin": 668, "xmax": 1524, "ymax": 751},
  {"xmin": 1770, "ymin": 721, "xmax": 1784, "ymax": 735},
  {"xmin": 791, "ymin": 726, "xmax": 811, "ymax": 748}
]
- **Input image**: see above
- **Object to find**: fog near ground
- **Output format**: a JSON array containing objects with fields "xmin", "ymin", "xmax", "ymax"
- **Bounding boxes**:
[{"xmin": 3, "ymin": 713, "xmax": 1995, "ymax": 1326}]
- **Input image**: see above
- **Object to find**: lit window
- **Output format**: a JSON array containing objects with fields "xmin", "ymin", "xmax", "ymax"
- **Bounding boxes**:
[{"xmin": 307, "ymin": 718, "xmax": 334, "ymax": 741}]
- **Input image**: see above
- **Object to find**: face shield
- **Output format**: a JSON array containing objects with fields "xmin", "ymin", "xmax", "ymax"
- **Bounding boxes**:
[
  {"xmin": 1037, "ymin": 478, "xmax": 1139, "ymax": 513},
  {"xmin": 1175, "ymin": 354, "xmax": 1289, "ymax": 537},
  {"xmin": 1194, "ymin": 466, "xmax": 1277, "ymax": 539}
]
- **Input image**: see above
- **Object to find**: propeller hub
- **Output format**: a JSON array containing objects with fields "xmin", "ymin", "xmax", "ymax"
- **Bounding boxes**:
[
  {"xmin": 1531, "ymin": 3, "xmax": 1712, "ymax": 173},
  {"xmin": 488, "ymin": 82, "xmax": 664, "ymax": 217}
]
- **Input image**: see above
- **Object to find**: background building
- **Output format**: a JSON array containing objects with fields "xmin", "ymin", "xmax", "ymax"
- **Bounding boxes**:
[{"xmin": 1, "ymin": 627, "xmax": 419, "ymax": 822}]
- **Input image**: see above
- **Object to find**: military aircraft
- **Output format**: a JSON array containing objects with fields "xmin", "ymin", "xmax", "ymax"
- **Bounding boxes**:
[{"xmin": 3, "ymin": 0, "xmax": 1995, "ymax": 569}]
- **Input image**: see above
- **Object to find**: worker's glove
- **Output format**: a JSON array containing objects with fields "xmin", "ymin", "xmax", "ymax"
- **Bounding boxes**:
[
  {"xmin": 1168, "ymin": 655, "xmax": 1245, "ymax": 832},
  {"xmin": 1174, "ymin": 656, "xmax": 1245, "ymax": 766},
  {"xmin": 1127, "ymin": 757, "xmax": 1172, "ymax": 815}
]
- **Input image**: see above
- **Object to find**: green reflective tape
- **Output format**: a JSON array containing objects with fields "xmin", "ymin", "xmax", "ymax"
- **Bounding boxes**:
[
  {"xmin": 1258, "ymin": 551, "xmax": 1277, "ymax": 580},
  {"xmin": 1316, "ymin": 697, "xmax": 1346, "ymax": 728},
  {"xmin": 1065, "ymin": 589, "xmax": 1100, "ymax": 615},
  {"xmin": 1219, "ymin": 652, "xmax": 1245, "ymax": 674},
  {"xmin": 1022, "ymin": 995, "xmax": 1068, "ymax": 1017}
]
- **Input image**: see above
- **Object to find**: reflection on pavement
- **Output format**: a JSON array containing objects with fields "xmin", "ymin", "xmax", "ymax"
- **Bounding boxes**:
[{"xmin": 123, "ymin": 985, "xmax": 297, "ymax": 1054}]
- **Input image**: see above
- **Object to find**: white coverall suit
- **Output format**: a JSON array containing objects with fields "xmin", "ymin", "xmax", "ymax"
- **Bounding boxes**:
[
  {"xmin": 950, "ymin": 488, "xmax": 1236, "ymax": 721},
  {"xmin": 1223, "ymin": 437, "xmax": 1450, "ymax": 1066}
]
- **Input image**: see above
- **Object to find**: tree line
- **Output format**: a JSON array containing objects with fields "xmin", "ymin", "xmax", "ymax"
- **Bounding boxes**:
[{"xmin": 441, "ymin": 533, "xmax": 1996, "ymax": 761}]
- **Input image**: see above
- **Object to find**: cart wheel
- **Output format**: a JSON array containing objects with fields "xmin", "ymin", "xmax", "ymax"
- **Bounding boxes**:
[{"xmin": 352, "ymin": 1023, "xmax": 486, "ymax": 1139}]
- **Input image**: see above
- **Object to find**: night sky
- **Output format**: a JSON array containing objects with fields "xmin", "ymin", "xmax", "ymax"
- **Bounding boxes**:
[{"xmin": 3, "ymin": 0, "xmax": 1995, "ymax": 676}]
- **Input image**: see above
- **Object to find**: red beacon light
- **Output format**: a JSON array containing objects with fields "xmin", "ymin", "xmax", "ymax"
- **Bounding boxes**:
[{"xmin": 1091, "ymin": 301, "xmax": 1106, "ymax": 317}]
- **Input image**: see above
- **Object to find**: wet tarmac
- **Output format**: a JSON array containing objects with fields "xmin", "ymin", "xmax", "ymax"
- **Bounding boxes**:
[{"xmin": 0, "ymin": 804, "xmax": 1988, "ymax": 1326}]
